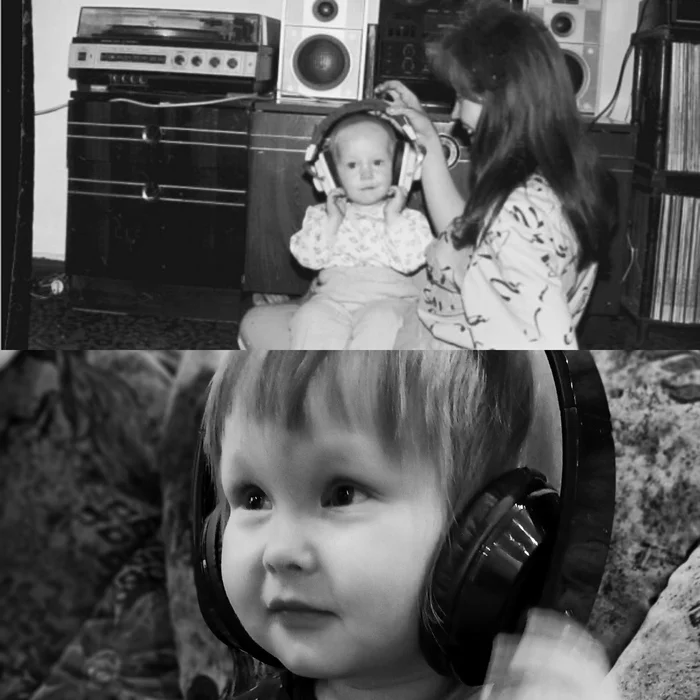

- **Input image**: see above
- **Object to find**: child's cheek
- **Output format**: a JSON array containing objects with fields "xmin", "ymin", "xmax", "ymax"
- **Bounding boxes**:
[{"xmin": 221, "ymin": 522, "xmax": 265, "ymax": 619}]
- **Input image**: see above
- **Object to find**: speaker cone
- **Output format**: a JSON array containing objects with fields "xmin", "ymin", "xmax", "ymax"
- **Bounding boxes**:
[
  {"xmin": 313, "ymin": 0, "xmax": 338, "ymax": 22},
  {"xmin": 294, "ymin": 35, "xmax": 350, "ymax": 90}
]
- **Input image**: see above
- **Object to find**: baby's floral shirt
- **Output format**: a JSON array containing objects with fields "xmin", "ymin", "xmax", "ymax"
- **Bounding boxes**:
[
  {"xmin": 417, "ymin": 174, "xmax": 598, "ymax": 349},
  {"xmin": 290, "ymin": 201, "xmax": 434, "ymax": 275}
]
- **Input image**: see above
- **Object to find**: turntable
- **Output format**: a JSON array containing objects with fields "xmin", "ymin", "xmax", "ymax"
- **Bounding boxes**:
[{"xmin": 68, "ymin": 7, "xmax": 281, "ymax": 94}]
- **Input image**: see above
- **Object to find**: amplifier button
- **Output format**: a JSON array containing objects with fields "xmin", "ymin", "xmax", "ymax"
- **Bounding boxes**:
[
  {"xmin": 174, "ymin": 54, "xmax": 186, "ymax": 66},
  {"xmin": 210, "ymin": 56, "xmax": 221, "ymax": 68},
  {"xmin": 192, "ymin": 56, "xmax": 203, "ymax": 67},
  {"xmin": 227, "ymin": 57, "xmax": 239, "ymax": 70}
]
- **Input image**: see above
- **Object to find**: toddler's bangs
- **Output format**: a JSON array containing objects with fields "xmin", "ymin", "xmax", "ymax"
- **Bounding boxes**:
[{"xmin": 205, "ymin": 352, "xmax": 471, "ymax": 487}]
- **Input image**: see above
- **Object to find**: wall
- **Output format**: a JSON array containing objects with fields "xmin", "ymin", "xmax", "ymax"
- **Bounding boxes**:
[{"xmin": 32, "ymin": 0, "xmax": 639, "ymax": 260}]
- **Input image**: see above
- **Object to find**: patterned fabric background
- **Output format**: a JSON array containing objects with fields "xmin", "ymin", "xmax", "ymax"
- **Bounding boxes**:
[{"xmin": 1, "ymin": 350, "xmax": 698, "ymax": 700}]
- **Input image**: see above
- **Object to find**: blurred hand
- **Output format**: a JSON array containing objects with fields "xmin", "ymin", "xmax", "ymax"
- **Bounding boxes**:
[
  {"xmin": 384, "ymin": 186, "xmax": 408, "ymax": 223},
  {"xmin": 326, "ymin": 187, "xmax": 347, "ymax": 221},
  {"xmin": 481, "ymin": 610, "xmax": 620, "ymax": 700}
]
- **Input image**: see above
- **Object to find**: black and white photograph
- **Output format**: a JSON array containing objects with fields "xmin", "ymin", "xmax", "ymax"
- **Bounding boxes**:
[{"xmin": 3, "ymin": 0, "xmax": 699, "ymax": 349}]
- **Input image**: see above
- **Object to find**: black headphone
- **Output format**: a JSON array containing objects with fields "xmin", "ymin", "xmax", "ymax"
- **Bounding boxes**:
[
  {"xmin": 191, "ymin": 351, "xmax": 615, "ymax": 687},
  {"xmin": 304, "ymin": 98, "xmax": 425, "ymax": 197}
]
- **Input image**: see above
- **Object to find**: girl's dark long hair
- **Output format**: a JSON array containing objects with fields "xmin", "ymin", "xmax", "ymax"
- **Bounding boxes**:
[{"xmin": 429, "ymin": 0, "xmax": 617, "ymax": 275}]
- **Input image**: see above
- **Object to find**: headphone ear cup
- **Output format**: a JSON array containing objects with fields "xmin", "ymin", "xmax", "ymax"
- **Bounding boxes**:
[
  {"xmin": 195, "ymin": 507, "xmax": 285, "ymax": 669},
  {"xmin": 420, "ymin": 468, "xmax": 559, "ymax": 686}
]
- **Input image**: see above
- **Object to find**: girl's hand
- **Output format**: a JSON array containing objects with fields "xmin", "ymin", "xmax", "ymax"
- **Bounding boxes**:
[
  {"xmin": 384, "ymin": 186, "xmax": 408, "ymax": 224},
  {"xmin": 326, "ymin": 188, "xmax": 347, "ymax": 221},
  {"xmin": 374, "ymin": 81, "xmax": 440, "ymax": 153},
  {"xmin": 481, "ymin": 609, "xmax": 620, "ymax": 700},
  {"xmin": 375, "ymin": 79, "xmax": 425, "ymax": 112}
]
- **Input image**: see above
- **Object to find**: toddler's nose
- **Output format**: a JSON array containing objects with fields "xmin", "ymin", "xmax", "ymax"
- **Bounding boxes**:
[{"xmin": 262, "ymin": 516, "xmax": 315, "ymax": 573}]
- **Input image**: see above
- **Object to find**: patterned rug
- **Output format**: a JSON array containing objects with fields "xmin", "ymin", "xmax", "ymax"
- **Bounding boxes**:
[{"xmin": 589, "ymin": 351, "xmax": 700, "ymax": 699}]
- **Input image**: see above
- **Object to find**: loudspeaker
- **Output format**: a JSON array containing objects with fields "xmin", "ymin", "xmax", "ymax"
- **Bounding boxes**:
[
  {"xmin": 526, "ymin": 0, "xmax": 603, "ymax": 114},
  {"xmin": 277, "ymin": 0, "xmax": 371, "ymax": 101}
]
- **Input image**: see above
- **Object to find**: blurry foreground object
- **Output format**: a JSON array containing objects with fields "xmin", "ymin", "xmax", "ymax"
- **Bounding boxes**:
[{"xmin": 482, "ymin": 609, "xmax": 621, "ymax": 700}]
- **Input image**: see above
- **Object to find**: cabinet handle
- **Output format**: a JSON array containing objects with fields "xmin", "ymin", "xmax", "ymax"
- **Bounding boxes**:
[
  {"xmin": 142, "ymin": 125, "xmax": 161, "ymax": 144},
  {"xmin": 142, "ymin": 183, "xmax": 161, "ymax": 202}
]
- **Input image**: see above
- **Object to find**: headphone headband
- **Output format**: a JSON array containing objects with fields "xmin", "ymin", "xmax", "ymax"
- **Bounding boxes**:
[{"xmin": 304, "ymin": 98, "xmax": 418, "ymax": 164}]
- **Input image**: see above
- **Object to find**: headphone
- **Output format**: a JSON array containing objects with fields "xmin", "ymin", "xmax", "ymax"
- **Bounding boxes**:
[
  {"xmin": 304, "ymin": 98, "xmax": 426, "ymax": 197},
  {"xmin": 191, "ymin": 351, "xmax": 615, "ymax": 687}
]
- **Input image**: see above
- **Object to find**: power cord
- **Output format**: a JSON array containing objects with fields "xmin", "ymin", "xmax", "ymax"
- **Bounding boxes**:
[
  {"xmin": 35, "ymin": 90, "xmax": 275, "ymax": 116},
  {"xmin": 31, "ymin": 273, "xmax": 69, "ymax": 301}
]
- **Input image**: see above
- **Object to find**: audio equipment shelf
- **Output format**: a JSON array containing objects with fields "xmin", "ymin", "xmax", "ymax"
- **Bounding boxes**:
[{"xmin": 621, "ymin": 26, "xmax": 700, "ymax": 341}]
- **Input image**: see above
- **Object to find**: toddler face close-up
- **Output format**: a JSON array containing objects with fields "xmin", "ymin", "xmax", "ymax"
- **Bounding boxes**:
[
  {"xmin": 218, "ymin": 409, "xmax": 446, "ymax": 685},
  {"xmin": 333, "ymin": 121, "xmax": 395, "ymax": 206}
]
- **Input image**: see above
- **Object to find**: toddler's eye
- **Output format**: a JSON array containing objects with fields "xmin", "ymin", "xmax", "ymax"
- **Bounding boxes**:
[
  {"xmin": 347, "ymin": 162, "xmax": 357, "ymax": 169},
  {"xmin": 374, "ymin": 159, "xmax": 384, "ymax": 166},
  {"xmin": 235, "ymin": 485, "xmax": 271, "ymax": 510},
  {"xmin": 324, "ymin": 483, "xmax": 369, "ymax": 508}
]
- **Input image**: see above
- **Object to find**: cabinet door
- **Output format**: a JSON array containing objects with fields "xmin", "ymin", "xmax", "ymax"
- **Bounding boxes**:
[
  {"xmin": 65, "ymin": 171, "xmax": 246, "ymax": 288},
  {"xmin": 66, "ymin": 97, "xmax": 249, "ymax": 289}
]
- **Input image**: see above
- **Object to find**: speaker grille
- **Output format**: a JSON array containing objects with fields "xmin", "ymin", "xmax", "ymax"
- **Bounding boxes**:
[{"xmin": 293, "ymin": 34, "xmax": 351, "ymax": 90}]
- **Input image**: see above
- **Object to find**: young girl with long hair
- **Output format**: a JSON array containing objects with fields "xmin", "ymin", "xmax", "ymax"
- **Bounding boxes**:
[{"xmin": 376, "ymin": 0, "xmax": 618, "ymax": 348}]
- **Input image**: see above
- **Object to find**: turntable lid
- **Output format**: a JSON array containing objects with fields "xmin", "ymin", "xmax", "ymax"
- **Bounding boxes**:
[{"xmin": 75, "ymin": 7, "xmax": 262, "ymax": 45}]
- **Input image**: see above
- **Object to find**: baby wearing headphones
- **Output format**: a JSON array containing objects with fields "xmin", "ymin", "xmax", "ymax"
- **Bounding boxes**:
[
  {"xmin": 288, "ymin": 115, "xmax": 433, "ymax": 349},
  {"xmin": 198, "ymin": 351, "xmax": 620, "ymax": 700}
]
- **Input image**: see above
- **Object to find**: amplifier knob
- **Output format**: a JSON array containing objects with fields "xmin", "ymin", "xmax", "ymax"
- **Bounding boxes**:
[
  {"xmin": 227, "ymin": 57, "xmax": 239, "ymax": 69},
  {"xmin": 210, "ymin": 56, "xmax": 221, "ymax": 68},
  {"xmin": 192, "ymin": 55, "xmax": 203, "ymax": 67},
  {"xmin": 174, "ymin": 54, "xmax": 186, "ymax": 66},
  {"xmin": 401, "ymin": 58, "xmax": 416, "ymax": 73}
]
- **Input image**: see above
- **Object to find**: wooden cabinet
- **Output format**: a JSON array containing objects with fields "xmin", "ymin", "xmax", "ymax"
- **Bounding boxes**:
[{"xmin": 65, "ymin": 93, "xmax": 250, "ymax": 290}]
